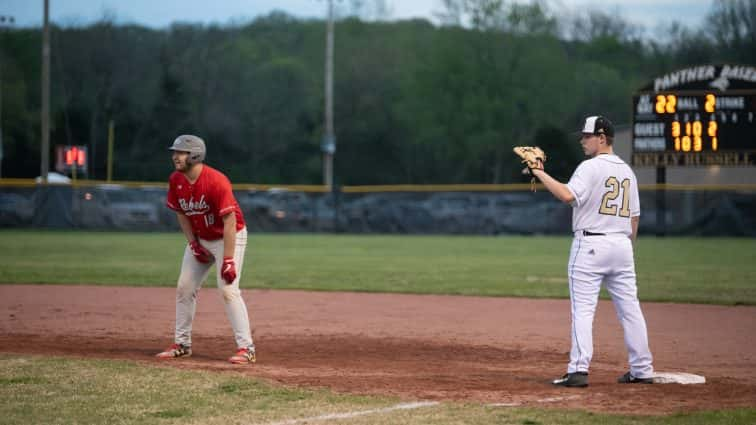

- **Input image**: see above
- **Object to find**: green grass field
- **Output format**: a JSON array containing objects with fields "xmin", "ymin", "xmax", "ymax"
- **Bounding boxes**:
[
  {"xmin": 2, "ymin": 230, "xmax": 756, "ymax": 424},
  {"xmin": 1, "ymin": 230, "xmax": 755, "ymax": 304},
  {"xmin": 1, "ymin": 354, "xmax": 754, "ymax": 425}
]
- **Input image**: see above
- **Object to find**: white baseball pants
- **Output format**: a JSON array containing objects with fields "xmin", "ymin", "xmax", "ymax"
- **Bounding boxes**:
[
  {"xmin": 566, "ymin": 233, "xmax": 653, "ymax": 379},
  {"xmin": 174, "ymin": 227, "xmax": 254, "ymax": 350}
]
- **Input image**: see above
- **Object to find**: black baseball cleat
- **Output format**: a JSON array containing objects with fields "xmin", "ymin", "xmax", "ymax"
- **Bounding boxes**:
[
  {"xmin": 552, "ymin": 372, "xmax": 588, "ymax": 387},
  {"xmin": 617, "ymin": 372, "xmax": 654, "ymax": 384}
]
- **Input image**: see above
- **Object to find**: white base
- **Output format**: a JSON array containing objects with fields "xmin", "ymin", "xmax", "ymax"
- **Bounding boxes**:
[{"xmin": 652, "ymin": 372, "xmax": 706, "ymax": 384}]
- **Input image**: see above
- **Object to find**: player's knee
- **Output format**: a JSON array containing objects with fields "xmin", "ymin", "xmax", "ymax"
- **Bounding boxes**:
[
  {"xmin": 220, "ymin": 286, "xmax": 240, "ymax": 303},
  {"xmin": 611, "ymin": 292, "xmax": 639, "ymax": 304},
  {"xmin": 176, "ymin": 280, "xmax": 197, "ymax": 301}
]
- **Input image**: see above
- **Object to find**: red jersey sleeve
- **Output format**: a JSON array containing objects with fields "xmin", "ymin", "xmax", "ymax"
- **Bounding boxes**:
[
  {"xmin": 166, "ymin": 173, "xmax": 182, "ymax": 212},
  {"xmin": 215, "ymin": 174, "xmax": 238, "ymax": 217}
]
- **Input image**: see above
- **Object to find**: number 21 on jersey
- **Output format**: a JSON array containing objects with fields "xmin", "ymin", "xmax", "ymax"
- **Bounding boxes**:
[{"xmin": 599, "ymin": 177, "xmax": 631, "ymax": 217}]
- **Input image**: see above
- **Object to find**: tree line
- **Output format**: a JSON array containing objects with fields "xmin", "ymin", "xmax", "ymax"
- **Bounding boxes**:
[{"xmin": 0, "ymin": 0, "xmax": 753, "ymax": 184}]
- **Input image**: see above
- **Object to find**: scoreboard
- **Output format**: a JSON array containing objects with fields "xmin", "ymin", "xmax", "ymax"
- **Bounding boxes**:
[{"xmin": 632, "ymin": 65, "xmax": 756, "ymax": 167}]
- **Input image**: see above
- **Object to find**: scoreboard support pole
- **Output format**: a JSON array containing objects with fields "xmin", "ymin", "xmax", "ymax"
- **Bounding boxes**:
[{"xmin": 656, "ymin": 166, "xmax": 666, "ymax": 237}]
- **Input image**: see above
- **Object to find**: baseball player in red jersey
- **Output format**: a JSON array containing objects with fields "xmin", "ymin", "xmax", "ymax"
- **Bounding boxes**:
[
  {"xmin": 156, "ymin": 135, "xmax": 256, "ymax": 364},
  {"xmin": 530, "ymin": 116, "xmax": 654, "ymax": 387}
]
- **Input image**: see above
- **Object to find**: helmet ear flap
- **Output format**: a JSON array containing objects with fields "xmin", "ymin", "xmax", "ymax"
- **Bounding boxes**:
[
  {"xmin": 189, "ymin": 150, "xmax": 205, "ymax": 164},
  {"xmin": 187, "ymin": 153, "xmax": 198, "ymax": 165}
]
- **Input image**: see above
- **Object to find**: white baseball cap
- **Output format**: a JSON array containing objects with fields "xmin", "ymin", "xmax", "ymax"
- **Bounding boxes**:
[{"xmin": 581, "ymin": 116, "xmax": 614, "ymax": 137}]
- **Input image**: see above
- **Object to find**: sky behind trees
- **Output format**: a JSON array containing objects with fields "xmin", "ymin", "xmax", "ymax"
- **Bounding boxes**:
[{"xmin": 4, "ymin": 0, "xmax": 712, "ymax": 34}]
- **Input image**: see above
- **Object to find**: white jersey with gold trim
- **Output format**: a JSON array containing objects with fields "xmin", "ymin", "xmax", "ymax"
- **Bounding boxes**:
[{"xmin": 565, "ymin": 154, "xmax": 640, "ymax": 237}]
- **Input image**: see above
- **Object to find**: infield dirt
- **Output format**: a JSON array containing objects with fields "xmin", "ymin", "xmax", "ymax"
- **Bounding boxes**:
[{"xmin": 1, "ymin": 284, "xmax": 754, "ymax": 414}]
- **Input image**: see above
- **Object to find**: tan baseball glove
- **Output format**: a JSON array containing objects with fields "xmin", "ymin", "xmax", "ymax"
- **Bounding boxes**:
[
  {"xmin": 513, "ymin": 146, "xmax": 546, "ymax": 172},
  {"xmin": 513, "ymin": 146, "xmax": 546, "ymax": 191}
]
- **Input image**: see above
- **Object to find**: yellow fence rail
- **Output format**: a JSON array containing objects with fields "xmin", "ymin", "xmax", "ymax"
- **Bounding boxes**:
[{"xmin": 1, "ymin": 178, "xmax": 756, "ymax": 192}]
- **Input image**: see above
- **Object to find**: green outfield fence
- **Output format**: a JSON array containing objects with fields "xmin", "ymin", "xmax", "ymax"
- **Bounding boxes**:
[{"xmin": 1, "ymin": 179, "xmax": 755, "ymax": 236}]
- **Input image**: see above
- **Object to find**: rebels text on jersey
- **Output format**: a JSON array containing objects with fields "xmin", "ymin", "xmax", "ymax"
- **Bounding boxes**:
[
  {"xmin": 166, "ymin": 165, "xmax": 245, "ymax": 240},
  {"xmin": 565, "ymin": 154, "xmax": 640, "ymax": 237}
]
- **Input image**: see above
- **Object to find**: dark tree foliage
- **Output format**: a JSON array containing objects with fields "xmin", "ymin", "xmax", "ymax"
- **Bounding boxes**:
[{"xmin": 0, "ymin": 1, "xmax": 753, "ymax": 183}]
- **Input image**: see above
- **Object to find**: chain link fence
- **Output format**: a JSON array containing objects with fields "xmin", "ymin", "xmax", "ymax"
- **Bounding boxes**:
[{"xmin": 1, "ymin": 182, "xmax": 754, "ymax": 236}]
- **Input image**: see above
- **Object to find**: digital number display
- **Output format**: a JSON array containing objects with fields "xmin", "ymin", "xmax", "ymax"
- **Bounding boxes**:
[
  {"xmin": 631, "ymin": 65, "xmax": 756, "ymax": 166},
  {"xmin": 633, "ymin": 92, "xmax": 754, "ymax": 153}
]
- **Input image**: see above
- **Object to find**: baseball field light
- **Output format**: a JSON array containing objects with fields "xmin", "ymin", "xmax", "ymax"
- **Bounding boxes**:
[
  {"xmin": 0, "ymin": 14, "xmax": 15, "ymax": 178},
  {"xmin": 40, "ymin": 0, "xmax": 51, "ymax": 183},
  {"xmin": 318, "ymin": 0, "xmax": 339, "ymax": 190}
]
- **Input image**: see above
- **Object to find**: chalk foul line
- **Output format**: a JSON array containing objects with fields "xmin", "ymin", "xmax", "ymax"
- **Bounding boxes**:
[{"xmin": 262, "ymin": 401, "xmax": 440, "ymax": 425}]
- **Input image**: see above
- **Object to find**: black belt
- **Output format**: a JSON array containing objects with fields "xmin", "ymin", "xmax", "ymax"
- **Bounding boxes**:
[{"xmin": 582, "ymin": 230, "xmax": 606, "ymax": 236}]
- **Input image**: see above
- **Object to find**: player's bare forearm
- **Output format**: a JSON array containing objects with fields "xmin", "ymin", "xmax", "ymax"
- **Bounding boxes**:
[
  {"xmin": 631, "ymin": 216, "xmax": 639, "ymax": 244},
  {"xmin": 176, "ymin": 213, "xmax": 196, "ymax": 242},
  {"xmin": 531, "ymin": 169, "xmax": 575, "ymax": 204},
  {"xmin": 222, "ymin": 213, "xmax": 236, "ymax": 258}
]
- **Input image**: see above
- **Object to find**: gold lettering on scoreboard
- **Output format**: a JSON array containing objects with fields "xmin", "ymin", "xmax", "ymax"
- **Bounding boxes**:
[{"xmin": 632, "ymin": 152, "xmax": 754, "ymax": 167}]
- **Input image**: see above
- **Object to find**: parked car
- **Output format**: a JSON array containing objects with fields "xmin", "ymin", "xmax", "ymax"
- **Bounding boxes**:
[
  {"xmin": 79, "ymin": 184, "xmax": 161, "ymax": 229},
  {"xmin": 342, "ymin": 193, "xmax": 432, "ymax": 234},
  {"xmin": 0, "ymin": 192, "xmax": 34, "ymax": 225},
  {"xmin": 422, "ymin": 193, "xmax": 493, "ymax": 234},
  {"xmin": 237, "ymin": 188, "xmax": 314, "ymax": 232}
]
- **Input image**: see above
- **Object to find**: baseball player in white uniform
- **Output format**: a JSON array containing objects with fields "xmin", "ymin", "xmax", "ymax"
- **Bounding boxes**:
[{"xmin": 530, "ymin": 116, "xmax": 654, "ymax": 387}]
